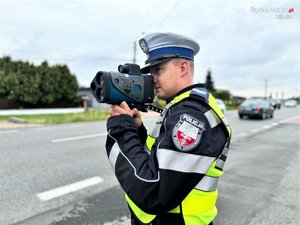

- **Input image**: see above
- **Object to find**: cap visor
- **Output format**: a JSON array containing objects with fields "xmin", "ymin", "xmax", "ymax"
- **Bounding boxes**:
[{"xmin": 141, "ymin": 58, "xmax": 171, "ymax": 74}]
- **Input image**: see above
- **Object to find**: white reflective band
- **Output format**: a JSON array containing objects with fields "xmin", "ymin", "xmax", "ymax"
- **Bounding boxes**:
[
  {"xmin": 216, "ymin": 159, "xmax": 225, "ymax": 169},
  {"xmin": 222, "ymin": 117, "xmax": 229, "ymax": 126},
  {"xmin": 195, "ymin": 176, "xmax": 219, "ymax": 191},
  {"xmin": 151, "ymin": 124, "xmax": 161, "ymax": 138},
  {"xmin": 109, "ymin": 142, "xmax": 120, "ymax": 171},
  {"xmin": 222, "ymin": 147, "xmax": 229, "ymax": 157},
  {"xmin": 157, "ymin": 149, "xmax": 216, "ymax": 174},
  {"xmin": 204, "ymin": 110, "xmax": 220, "ymax": 128}
]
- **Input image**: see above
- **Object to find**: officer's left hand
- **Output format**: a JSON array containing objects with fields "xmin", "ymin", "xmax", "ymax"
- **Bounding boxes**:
[
  {"xmin": 109, "ymin": 101, "xmax": 133, "ymax": 117},
  {"xmin": 131, "ymin": 108, "xmax": 142, "ymax": 127}
]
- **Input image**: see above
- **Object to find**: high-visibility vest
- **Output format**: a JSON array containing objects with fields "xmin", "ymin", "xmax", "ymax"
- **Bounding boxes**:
[{"xmin": 126, "ymin": 87, "xmax": 232, "ymax": 225}]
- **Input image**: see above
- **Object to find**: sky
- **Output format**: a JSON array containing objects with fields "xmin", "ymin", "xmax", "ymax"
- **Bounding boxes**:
[{"xmin": 1, "ymin": 0, "xmax": 299, "ymax": 99}]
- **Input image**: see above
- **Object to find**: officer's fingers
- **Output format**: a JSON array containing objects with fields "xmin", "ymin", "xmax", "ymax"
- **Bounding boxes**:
[
  {"xmin": 110, "ymin": 104, "xmax": 133, "ymax": 117},
  {"xmin": 120, "ymin": 101, "xmax": 131, "ymax": 111},
  {"xmin": 110, "ymin": 105, "xmax": 123, "ymax": 116},
  {"xmin": 132, "ymin": 108, "xmax": 141, "ymax": 118},
  {"xmin": 109, "ymin": 105, "xmax": 117, "ymax": 116},
  {"xmin": 132, "ymin": 108, "xmax": 138, "ymax": 114}
]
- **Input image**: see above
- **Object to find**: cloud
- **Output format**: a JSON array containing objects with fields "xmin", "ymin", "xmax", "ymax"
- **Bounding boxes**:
[{"xmin": 1, "ymin": 0, "xmax": 299, "ymax": 98}]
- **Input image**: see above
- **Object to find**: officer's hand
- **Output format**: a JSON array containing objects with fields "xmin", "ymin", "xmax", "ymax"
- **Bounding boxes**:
[
  {"xmin": 132, "ymin": 108, "xmax": 143, "ymax": 127},
  {"xmin": 109, "ymin": 101, "xmax": 132, "ymax": 117}
]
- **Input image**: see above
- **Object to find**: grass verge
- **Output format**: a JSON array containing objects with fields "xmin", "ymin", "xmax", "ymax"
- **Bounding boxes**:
[{"xmin": 0, "ymin": 109, "xmax": 109, "ymax": 124}]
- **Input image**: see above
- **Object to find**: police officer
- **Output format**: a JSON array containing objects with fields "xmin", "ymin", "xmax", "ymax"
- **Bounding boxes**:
[{"xmin": 106, "ymin": 32, "xmax": 231, "ymax": 225}]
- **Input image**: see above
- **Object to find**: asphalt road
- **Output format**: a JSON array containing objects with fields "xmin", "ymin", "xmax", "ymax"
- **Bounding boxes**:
[{"xmin": 0, "ymin": 107, "xmax": 299, "ymax": 225}]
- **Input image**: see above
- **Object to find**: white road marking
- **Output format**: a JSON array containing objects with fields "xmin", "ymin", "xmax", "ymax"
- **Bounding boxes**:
[
  {"xmin": 235, "ymin": 132, "xmax": 248, "ymax": 138},
  {"xmin": 234, "ymin": 115, "xmax": 299, "ymax": 141},
  {"xmin": 0, "ymin": 130, "xmax": 19, "ymax": 134},
  {"xmin": 250, "ymin": 128, "xmax": 260, "ymax": 133},
  {"xmin": 52, "ymin": 132, "xmax": 107, "ymax": 143},
  {"xmin": 262, "ymin": 125, "xmax": 271, "ymax": 130},
  {"xmin": 68, "ymin": 124, "xmax": 85, "ymax": 128},
  {"xmin": 279, "ymin": 115, "xmax": 300, "ymax": 123},
  {"xmin": 36, "ymin": 176, "xmax": 104, "ymax": 201},
  {"xmin": 31, "ymin": 127, "xmax": 52, "ymax": 131},
  {"xmin": 270, "ymin": 122, "xmax": 279, "ymax": 127}
]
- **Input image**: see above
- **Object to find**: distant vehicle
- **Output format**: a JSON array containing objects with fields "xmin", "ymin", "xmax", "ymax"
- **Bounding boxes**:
[
  {"xmin": 284, "ymin": 99, "xmax": 297, "ymax": 107},
  {"xmin": 275, "ymin": 99, "xmax": 282, "ymax": 109},
  {"xmin": 266, "ymin": 98, "xmax": 281, "ymax": 109},
  {"xmin": 216, "ymin": 98, "xmax": 226, "ymax": 114},
  {"xmin": 238, "ymin": 98, "xmax": 274, "ymax": 119}
]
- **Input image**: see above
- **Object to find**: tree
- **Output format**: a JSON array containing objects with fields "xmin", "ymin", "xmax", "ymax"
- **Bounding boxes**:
[
  {"xmin": 205, "ymin": 69, "xmax": 215, "ymax": 92},
  {"xmin": 0, "ymin": 56, "xmax": 79, "ymax": 108},
  {"xmin": 213, "ymin": 90, "xmax": 231, "ymax": 101}
]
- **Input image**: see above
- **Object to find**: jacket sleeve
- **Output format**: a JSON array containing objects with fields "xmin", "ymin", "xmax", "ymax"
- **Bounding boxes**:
[
  {"xmin": 137, "ymin": 123, "xmax": 148, "ymax": 145},
  {"xmin": 105, "ymin": 104, "xmax": 224, "ymax": 214}
]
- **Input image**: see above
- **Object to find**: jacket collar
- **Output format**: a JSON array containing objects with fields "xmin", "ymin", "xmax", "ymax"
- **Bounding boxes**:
[{"xmin": 166, "ymin": 83, "xmax": 206, "ymax": 103}]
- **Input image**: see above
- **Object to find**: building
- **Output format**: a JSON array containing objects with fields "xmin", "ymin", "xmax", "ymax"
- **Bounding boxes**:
[{"xmin": 77, "ymin": 87, "xmax": 110, "ymax": 110}]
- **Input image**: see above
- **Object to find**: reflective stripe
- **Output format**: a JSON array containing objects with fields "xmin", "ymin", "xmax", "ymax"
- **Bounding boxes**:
[
  {"xmin": 222, "ymin": 147, "xmax": 229, "ymax": 157},
  {"xmin": 204, "ymin": 110, "xmax": 220, "ymax": 128},
  {"xmin": 206, "ymin": 161, "xmax": 223, "ymax": 177},
  {"xmin": 151, "ymin": 123, "xmax": 161, "ymax": 138},
  {"xmin": 108, "ymin": 142, "xmax": 120, "ymax": 171},
  {"xmin": 222, "ymin": 117, "xmax": 229, "ymax": 126},
  {"xmin": 216, "ymin": 159, "xmax": 225, "ymax": 170},
  {"xmin": 125, "ymin": 195, "xmax": 156, "ymax": 223},
  {"xmin": 181, "ymin": 189, "xmax": 218, "ymax": 215},
  {"xmin": 208, "ymin": 94, "xmax": 224, "ymax": 119},
  {"xmin": 172, "ymin": 91, "xmax": 191, "ymax": 103},
  {"xmin": 146, "ymin": 136, "xmax": 156, "ymax": 151},
  {"xmin": 157, "ymin": 149, "xmax": 216, "ymax": 174},
  {"xmin": 194, "ymin": 176, "xmax": 219, "ymax": 191},
  {"xmin": 168, "ymin": 205, "xmax": 181, "ymax": 213}
]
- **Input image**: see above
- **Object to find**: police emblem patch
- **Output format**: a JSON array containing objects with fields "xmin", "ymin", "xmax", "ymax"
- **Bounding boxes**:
[{"xmin": 172, "ymin": 114, "xmax": 205, "ymax": 151}]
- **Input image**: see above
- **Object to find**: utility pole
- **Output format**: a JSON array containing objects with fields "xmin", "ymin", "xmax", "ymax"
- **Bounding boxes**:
[
  {"xmin": 133, "ymin": 32, "xmax": 145, "ymax": 64},
  {"xmin": 133, "ymin": 41, "xmax": 137, "ymax": 64},
  {"xmin": 265, "ymin": 79, "xmax": 268, "ymax": 99}
]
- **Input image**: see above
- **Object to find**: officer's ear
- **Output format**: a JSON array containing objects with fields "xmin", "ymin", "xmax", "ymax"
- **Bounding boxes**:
[{"xmin": 179, "ymin": 59, "xmax": 189, "ymax": 77}]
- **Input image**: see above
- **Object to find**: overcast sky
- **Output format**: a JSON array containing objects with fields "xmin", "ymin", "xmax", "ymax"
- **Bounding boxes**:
[{"xmin": 1, "ymin": 0, "xmax": 299, "ymax": 98}]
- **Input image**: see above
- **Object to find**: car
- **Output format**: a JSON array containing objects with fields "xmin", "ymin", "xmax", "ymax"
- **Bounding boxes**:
[
  {"xmin": 238, "ymin": 98, "xmax": 274, "ymax": 119},
  {"xmin": 284, "ymin": 99, "xmax": 297, "ymax": 107},
  {"xmin": 266, "ymin": 98, "xmax": 282, "ymax": 109},
  {"xmin": 266, "ymin": 98, "xmax": 277, "ymax": 109},
  {"xmin": 216, "ymin": 98, "xmax": 226, "ymax": 114},
  {"xmin": 275, "ymin": 99, "xmax": 282, "ymax": 109}
]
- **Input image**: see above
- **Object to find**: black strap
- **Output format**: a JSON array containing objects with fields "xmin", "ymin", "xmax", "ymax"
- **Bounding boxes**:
[{"xmin": 145, "ymin": 104, "xmax": 163, "ymax": 113}]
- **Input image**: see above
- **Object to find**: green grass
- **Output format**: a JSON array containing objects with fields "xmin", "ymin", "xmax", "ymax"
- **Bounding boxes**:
[
  {"xmin": 0, "ymin": 109, "xmax": 110, "ymax": 124},
  {"xmin": 0, "ymin": 103, "xmax": 240, "ymax": 125},
  {"xmin": 226, "ymin": 104, "xmax": 239, "ymax": 110}
]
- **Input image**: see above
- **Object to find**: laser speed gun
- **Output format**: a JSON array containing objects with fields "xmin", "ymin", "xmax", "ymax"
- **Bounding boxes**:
[{"xmin": 90, "ymin": 63, "xmax": 158, "ymax": 112}]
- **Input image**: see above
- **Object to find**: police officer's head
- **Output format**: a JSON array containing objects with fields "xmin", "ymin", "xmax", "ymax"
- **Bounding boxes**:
[{"xmin": 138, "ymin": 32, "xmax": 200, "ymax": 100}]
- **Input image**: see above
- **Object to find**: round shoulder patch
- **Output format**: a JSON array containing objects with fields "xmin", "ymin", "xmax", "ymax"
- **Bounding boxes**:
[{"xmin": 172, "ymin": 113, "xmax": 206, "ymax": 151}]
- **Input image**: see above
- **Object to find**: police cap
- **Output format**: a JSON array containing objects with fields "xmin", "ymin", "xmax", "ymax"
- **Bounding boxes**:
[{"xmin": 139, "ymin": 32, "xmax": 200, "ymax": 74}]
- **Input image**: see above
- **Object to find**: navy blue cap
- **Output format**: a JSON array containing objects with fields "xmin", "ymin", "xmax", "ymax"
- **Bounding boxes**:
[{"xmin": 139, "ymin": 32, "xmax": 200, "ymax": 74}]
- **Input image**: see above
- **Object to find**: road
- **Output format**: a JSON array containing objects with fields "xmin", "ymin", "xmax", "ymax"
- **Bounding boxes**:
[{"xmin": 1, "ymin": 107, "xmax": 299, "ymax": 225}]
